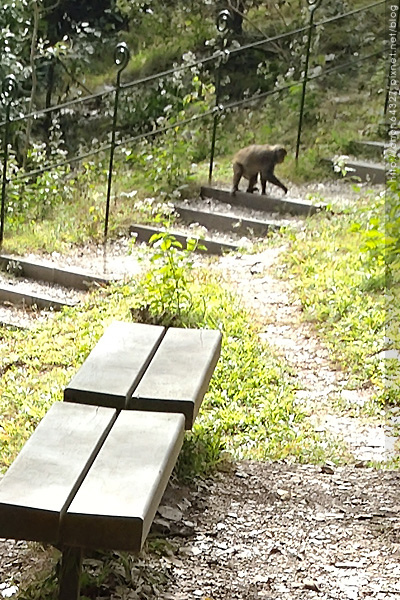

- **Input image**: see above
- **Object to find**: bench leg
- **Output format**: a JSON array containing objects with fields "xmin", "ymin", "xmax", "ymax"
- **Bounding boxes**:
[{"xmin": 59, "ymin": 546, "xmax": 82, "ymax": 600}]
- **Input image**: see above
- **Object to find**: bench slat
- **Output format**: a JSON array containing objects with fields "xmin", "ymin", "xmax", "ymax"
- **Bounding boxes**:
[
  {"xmin": 64, "ymin": 322, "xmax": 165, "ymax": 409},
  {"xmin": 61, "ymin": 410, "xmax": 185, "ymax": 552},
  {"xmin": 0, "ymin": 403, "xmax": 116, "ymax": 544},
  {"xmin": 128, "ymin": 328, "xmax": 222, "ymax": 428}
]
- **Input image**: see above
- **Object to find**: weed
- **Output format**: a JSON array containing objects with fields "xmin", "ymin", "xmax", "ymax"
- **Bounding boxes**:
[
  {"xmin": 129, "ymin": 229, "xmax": 206, "ymax": 327},
  {"xmin": 175, "ymin": 422, "xmax": 226, "ymax": 481}
]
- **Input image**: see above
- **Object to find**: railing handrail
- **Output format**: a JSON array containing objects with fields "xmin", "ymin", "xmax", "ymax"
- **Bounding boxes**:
[
  {"xmin": 0, "ymin": 0, "xmax": 386, "ymax": 130},
  {"xmin": 0, "ymin": 0, "xmax": 389, "ymax": 245},
  {"xmin": 8, "ymin": 46, "xmax": 384, "ymax": 185}
]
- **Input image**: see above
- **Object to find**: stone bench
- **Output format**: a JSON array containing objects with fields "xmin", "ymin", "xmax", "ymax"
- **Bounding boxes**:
[
  {"xmin": 0, "ymin": 321, "xmax": 222, "ymax": 599},
  {"xmin": 64, "ymin": 321, "xmax": 222, "ymax": 429}
]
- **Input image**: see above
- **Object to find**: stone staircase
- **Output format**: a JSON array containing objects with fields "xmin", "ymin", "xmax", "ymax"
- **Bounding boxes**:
[
  {"xmin": 335, "ymin": 139, "xmax": 396, "ymax": 184},
  {"xmin": 129, "ymin": 186, "xmax": 326, "ymax": 256}
]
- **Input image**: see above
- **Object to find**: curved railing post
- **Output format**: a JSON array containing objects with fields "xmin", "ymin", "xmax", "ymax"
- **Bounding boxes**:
[
  {"xmin": 208, "ymin": 9, "xmax": 233, "ymax": 185},
  {"xmin": 295, "ymin": 0, "xmax": 322, "ymax": 163},
  {"xmin": 104, "ymin": 42, "xmax": 130, "ymax": 241},
  {"xmin": 0, "ymin": 74, "xmax": 18, "ymax": 246}
]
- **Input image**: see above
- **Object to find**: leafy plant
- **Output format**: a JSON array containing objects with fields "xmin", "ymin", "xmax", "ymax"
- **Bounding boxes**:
[
  {"xmin": 332, "ymin": 154, "xmax": 356, "ymax": 178},
  {"xmin": 175, "ymin": 422, "xmax": 226, "ymax": 481},
  {"xmin": 348, "ymin": 160, "xmax": 400, "ymax": 292},
  {"xmin": 130, "ymin": 230, "xmax": 206, "ymax": 327}
]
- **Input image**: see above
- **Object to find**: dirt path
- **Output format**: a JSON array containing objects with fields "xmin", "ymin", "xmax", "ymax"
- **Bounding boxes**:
[
  {"xmin": 150, "ymin": 462, "xmax": 400, "ymax": 600},
  {"xmin": 2, "ymin": 463, "xmax": 399, "ymax": 600},
  {"xmin": 215, "ymin": 247, "xmax": 397, "ymax": 464}
]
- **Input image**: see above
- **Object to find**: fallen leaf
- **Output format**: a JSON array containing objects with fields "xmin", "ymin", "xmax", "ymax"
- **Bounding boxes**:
[
  {"xmin": 158, "ymin": 506, "xmax": 183, "ymax": 522},
  {"xmin": 321, "ymin": 464, "xmax": 335, "ymax": 474},
  {"xmin": 335, "ymin": 561, "xmax": 363, "ymax": 568},
  {"xmin": 303, "ymin": 579, "xmax": 322, "ymax": 592},
  {"xmin": 276, "ymin": 488, "xmax": 291, "ymax": 500}
]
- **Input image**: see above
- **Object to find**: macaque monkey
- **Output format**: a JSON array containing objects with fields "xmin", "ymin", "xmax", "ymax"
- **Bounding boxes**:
[{"xmin": 231, "ymin": 144, "xmax": 288, "ymax": 195}]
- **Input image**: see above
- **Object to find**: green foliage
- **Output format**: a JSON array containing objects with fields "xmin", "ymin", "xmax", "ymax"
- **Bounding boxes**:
[
  {"xmin": 0, "ymin": 0, "xmax": 387, "ymax": 250},
  {"xmin": 175, "ymin": 422, "xmax": 226, "ymax": 481},
  {"xmin": 0, "ymin": 0, "xmax": 31, "ymax": 105},
  {"xmin": 5, "ymin": 116, "xmax": 73, "ymax": 230},
  {"xmin": 0, "ymin": 0, "xmax": 125, "ymax": 124},
  {"xmin": 284, "ymin": 185, "xmax": 398, "ymax": 405},
  {"xmin": 2, "ymin": 156, "xmax": 111, "ymax": 253},
  {"xmin": 349, "ymin": 191, "xmax": 399, "ymax": 292},
  {"xmin": 386, "ymin": 161, "xmax": 400, "ymax": 279},
  {"xmin": 383, "ymin": 161, "xmax": 400, "ymax": 404},
  {"xmin": 14, "ymin": 569, "xmax": 58, "ymax": 600},
  {"xmin": 130, "ymin": 230, "xmax": 207, "ymax": 327},
  {"xmin": 120, "ymin": 69, "xmax": 215, "ymax": 197},
  {"xmin": 125, "ymin": 132, "xmax": 194, "ymax": 198}
]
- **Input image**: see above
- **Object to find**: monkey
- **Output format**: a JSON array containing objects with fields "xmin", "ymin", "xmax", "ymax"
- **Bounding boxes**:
[{"xmin": 231, "ymin": 144, "xmax": 288, "ymax": 196}]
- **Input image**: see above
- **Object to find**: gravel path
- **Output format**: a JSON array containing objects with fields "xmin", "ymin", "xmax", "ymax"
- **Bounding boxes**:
[
  {"xmin": 2, "ymin": 462, "xmax": 399, "ymax": 600},
  {"xmin": 0, "ymin": 239, "xmax": 144, "ymax": 328},
  {"xmin": 215, "ymin": 247, "xmax": 397, "ymax": 464}
]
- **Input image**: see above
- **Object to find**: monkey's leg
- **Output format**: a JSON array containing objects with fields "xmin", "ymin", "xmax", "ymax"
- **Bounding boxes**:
[
  {"xmin": 266, "ymin": 173, "xmax": 288, "ymax": 195},
  {"xmin": 260, "ymin": 174, "xmax": 267, "ymax": 195},
  {"xmin": 231, "ymin": 164, "xmax": 244, "ymax": 195},
  {"xmin": 246, "ymin": 174, "xmax": 258, "ymax": 193}
]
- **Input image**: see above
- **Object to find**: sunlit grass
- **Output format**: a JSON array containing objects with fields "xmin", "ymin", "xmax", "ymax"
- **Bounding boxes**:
[
  {"xmin": 0, "ymin": 267, "xmax": 345, "ymax": 476},
  {"xmin": 282, "ymin": 186, "xmax": 398, "ymax": 406}
]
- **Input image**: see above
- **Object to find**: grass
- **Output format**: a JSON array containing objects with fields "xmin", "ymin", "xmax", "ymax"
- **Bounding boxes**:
[
  {"xmin": 0, "ymin": 259, "xmax": 350, "ymax": 476},
  {"xmin": 282, "ymin": 184, "xmax": 398, "ymax": 410}
]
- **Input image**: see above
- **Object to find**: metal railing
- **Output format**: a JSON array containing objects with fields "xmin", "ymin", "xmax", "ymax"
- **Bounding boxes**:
[{"xmin": 0, "ymin": 0, "xmax": 388, "ymax": 245}]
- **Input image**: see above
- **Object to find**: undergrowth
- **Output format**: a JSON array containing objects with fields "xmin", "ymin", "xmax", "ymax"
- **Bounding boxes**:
[
  {"xmin": 283, "ymin": 182, "xmax": 399, "ymax": 407},
  {"xmin": 0, "ymin": 254, "xmax": 345, "ymax": 477}
]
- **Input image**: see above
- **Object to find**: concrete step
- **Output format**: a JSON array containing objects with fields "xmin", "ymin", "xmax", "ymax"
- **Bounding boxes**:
[
  {"xmin": 341, "ymin": 159, "xmax": 385, "ymax": 184},
  {"xmin": 174, "ymin": 203, "xmax": 279, "ymax": 236},
  {"xmin": 129, "ymin": 224, "xmax": 238, "ymax": 255},
  {"xmin": 0, "ymin": 285, "xmax": 76, "ymax": 310},
  {"xmin": 0, "ymin": 255, "xmax": 110, "ymax": 290},
  {"xmin": 200, "ymin": 186, "xmax": 323, "ymax": 216},
  {"xmin": 350, "ymin": 140, "xmax": 388, "ymax": 158}
]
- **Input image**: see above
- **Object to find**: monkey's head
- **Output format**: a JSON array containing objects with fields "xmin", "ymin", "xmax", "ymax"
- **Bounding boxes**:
[{"xmin": 273, "ymin": 145, "xmax": 287, "ymax": 165}]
